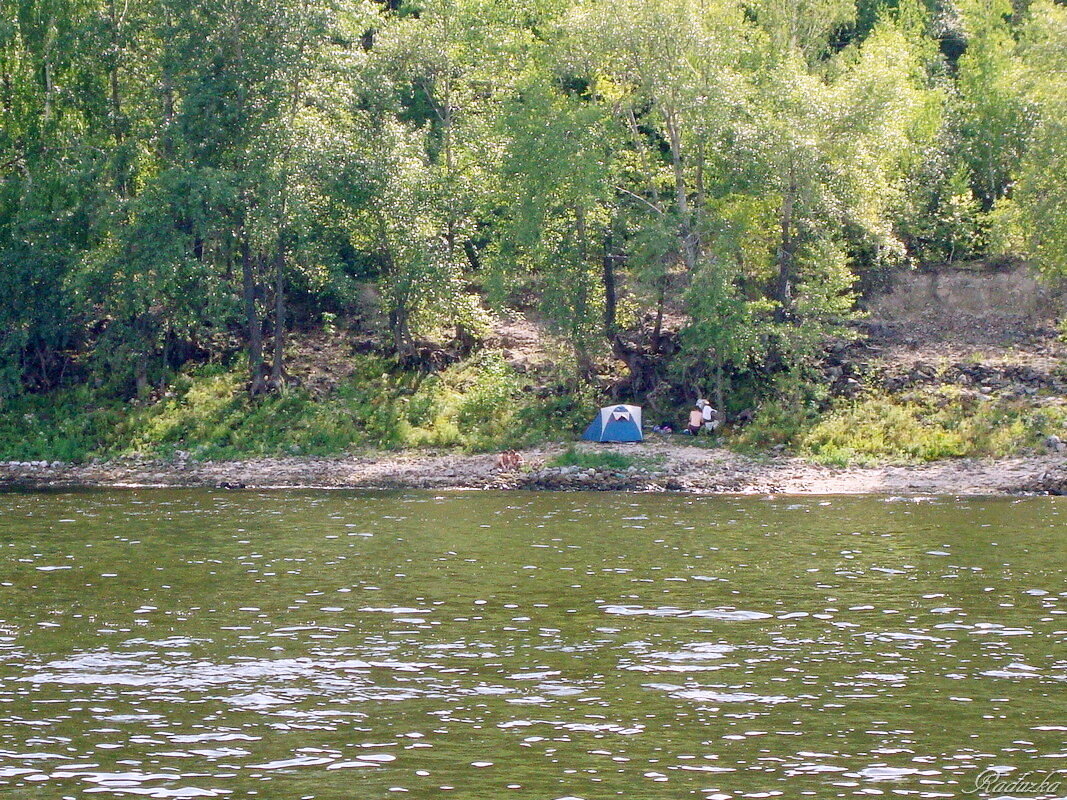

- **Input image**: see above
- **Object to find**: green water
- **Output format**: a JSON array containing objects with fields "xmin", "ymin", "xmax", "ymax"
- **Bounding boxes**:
[{"xmin": 0, "ymin": 490, "xmax": 1063, "ymax": 799}]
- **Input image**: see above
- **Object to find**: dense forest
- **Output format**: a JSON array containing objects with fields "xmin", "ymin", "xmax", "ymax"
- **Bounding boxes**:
[{"xmin": 0, "ymin": 0, "xmax": 1065, "ymax": 459}]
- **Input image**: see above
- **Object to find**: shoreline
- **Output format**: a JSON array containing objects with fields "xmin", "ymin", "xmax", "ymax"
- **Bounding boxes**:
[{"xmin": 2, "ymin": 442, "xmax": 1065, "ymax": 496}]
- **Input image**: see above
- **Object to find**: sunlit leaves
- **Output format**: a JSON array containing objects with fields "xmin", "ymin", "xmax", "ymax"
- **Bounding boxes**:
[{"xmin": 1012, "ymin": 0, "xmax": 1067, "ymax": 277}]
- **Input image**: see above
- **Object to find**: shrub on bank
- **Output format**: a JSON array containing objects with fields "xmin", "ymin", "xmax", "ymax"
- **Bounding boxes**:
[
  {"xmin": 2, "ymin": 350, "xmax": 1064, "ymax": 466},
  {"xmin": 731, "ymin": 387, "xmax": 1067, "ymax": 465},
  {"xmin": 0, "ymin": 351, "xmax": 558, "ymax": 461},
  {"xmin": 548, "ymin": 446, "xmax": 666, "ymax": 472},
  {"xmin": 550, "ymin": 447, "xmax": 637, "ymax": 471}
]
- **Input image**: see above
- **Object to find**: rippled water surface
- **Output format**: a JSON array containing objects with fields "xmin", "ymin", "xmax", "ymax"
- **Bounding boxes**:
[{"xmin": 0, "ymin": 490, "xmax": 1064, "ymax": 799}]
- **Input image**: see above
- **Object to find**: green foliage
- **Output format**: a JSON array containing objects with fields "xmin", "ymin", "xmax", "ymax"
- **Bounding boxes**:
[
  {"xmin": 549, "ymin": 447, "xmax": 646, "ymax": 471},
  {"xmin": 395, "ymin": 350, "xmax": 525, "ymax": 450},
  {"xmin": 0, "ymin": 0, "xmax": 1060, "ymax": 455},
  {"xmin": 732, "ymin": 386, "xmax": 1067, "ymax": 465},
  {"xmin": 0, "ymin": 386, "xmax": 126, "ymax": 463},
  {"xmin": 730, "ymin": 375, "xmax": 828, "ymax": 450},
  {"xmin": 507, "ymin": 386, "xmax": 599, "ymax": 447},
  {"xmin": 936, "ymin": 164, "xmax": 989, "ymax": 262},
  {"xmin": 1012, "ymin": 0, "xmax": 1067, "ymax": 278},
  {"xmin": 0, "ymin": 350, "xmax": 561, "ymax": 460},
  {"xmin": 955, "ymin": 0, "xmax": 1031, "ymax": 211}
]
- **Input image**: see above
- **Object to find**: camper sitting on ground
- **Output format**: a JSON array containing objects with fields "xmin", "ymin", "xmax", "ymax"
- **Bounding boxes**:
[
  {"xmin": 700, "ymin": 399, "xmax": 721, "ymax": 433},
  {"xmin": 685, "ymin": 403, "xmax": 703, "ymax": 435}
]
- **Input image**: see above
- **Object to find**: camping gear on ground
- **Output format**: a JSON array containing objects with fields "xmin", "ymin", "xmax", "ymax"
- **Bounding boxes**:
[{"xmin": 582, "ymin": 404, "xmax": 643, "ymax": 442}]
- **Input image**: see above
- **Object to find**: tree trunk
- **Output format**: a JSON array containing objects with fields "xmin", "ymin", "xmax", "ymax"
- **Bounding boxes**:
[
  {"xmin": 573, "ymin": 207, "xmax": 592, "ymax": 373},
  {"xmin": 135, "ymin": 354, "xmax": 148, "ymax": 398},
  {"xmin": 270, "ymin": 244, "xmax": 286, "ymax": 390},
  {"xmin": 42, "ymin": 17, "xmax": 55, "ymax": 122},
  {"xmin": 774, "ymin": 161, "xmax": 797, "ymax": 321},
  {"xmin": 389, "ymin": 305, "xmax": 412, "ymax": 359},
  {"xmin": 652, "ymin": 271, "xmax": 667, "ymax": 352},
  {"xmin": 602, "ymin": 234, "xmax": 617, "ymax": 337},
  {"xmin": 462, "ymin": 239, "xmax": 481, "ymax": 272},
  {"xmin": 107, "ymin": 0, "xmax": 125, "ymax": 195},
  {"xmin": 132, "ymin": 313, "xmax": 152, "ymax": 398},
  {"xmin": 714, "ymin": 356, "xmax": 725, "ymax": 417},
  {"xmin": 241, "ymin": 238, "xmax": 265, "ymax": 396},
  {"xmin": 666, "ymin": 109, "xmax": 698, "ymax": 273}
]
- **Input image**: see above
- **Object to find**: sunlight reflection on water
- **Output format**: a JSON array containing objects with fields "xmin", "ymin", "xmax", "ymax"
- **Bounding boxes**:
[{"xmin": 0, "ymin": 490, "xmax": 1063, "ymax": 799}]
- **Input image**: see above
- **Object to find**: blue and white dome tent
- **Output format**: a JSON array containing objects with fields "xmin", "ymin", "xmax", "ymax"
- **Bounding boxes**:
[{"xmin": 581, "ymin": 404, "xmax": 643, "ymax": 442}]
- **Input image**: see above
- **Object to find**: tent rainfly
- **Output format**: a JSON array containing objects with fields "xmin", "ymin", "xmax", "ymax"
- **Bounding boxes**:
[{"xmin": 581, "ymin": 404, "xmax": 643, "ymax": 442}]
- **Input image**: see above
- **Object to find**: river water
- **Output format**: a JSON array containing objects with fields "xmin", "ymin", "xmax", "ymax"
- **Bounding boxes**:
[{"xmin": 0, "ymin": 490, "xmax": 1063, "ymax": 799}]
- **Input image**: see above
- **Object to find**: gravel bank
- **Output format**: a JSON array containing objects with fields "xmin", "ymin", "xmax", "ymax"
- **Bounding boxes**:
[{"xmin": 2, "ymin": 441, "xmax": 1065, "ymax": 495}]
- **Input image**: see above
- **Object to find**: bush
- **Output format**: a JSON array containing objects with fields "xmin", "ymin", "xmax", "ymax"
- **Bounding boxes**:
[
  {"xmin": 800, "ymin": 395, "xmax": 969, "ymax": 464},
  {"xmin": 548, "ymin": 446, "xmax": 665, "ymax": 471},
  {"xmin": 0, "ymin": 385, "xmax": 125, "ymax": 462},
  {"xmin": 0, "ymin": 348, "xmax": 572, "ymax": 461},
  {"xmin": 730, "ymin": 373, "xmax": 826, "ymax": 452},
  {"xmin": 510, "ymin": 384, "xmax": 599, "ymax": 448},
  {"xmin": 549, "ymin": 447, "xmax": 638, "ymax": 471},
  {"xmin": 728, "ymin": 382, "xmax": 1067, "ymax": 465}
]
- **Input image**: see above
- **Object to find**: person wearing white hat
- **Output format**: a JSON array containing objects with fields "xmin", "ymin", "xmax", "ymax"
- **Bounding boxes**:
[{"xmin": 699, "ymin": 399, "xmax": 720, "ymax": 433}]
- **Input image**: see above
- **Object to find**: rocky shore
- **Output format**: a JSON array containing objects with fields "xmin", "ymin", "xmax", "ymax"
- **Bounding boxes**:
[{"xmin": 2, "ymin": 441, "xmax": 1065, "ymax": 496}]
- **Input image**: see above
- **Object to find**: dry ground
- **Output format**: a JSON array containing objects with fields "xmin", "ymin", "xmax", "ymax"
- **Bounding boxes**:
[{"xmin": 2, "ymin": 440, "xmax": 1063, "ymax": 496}]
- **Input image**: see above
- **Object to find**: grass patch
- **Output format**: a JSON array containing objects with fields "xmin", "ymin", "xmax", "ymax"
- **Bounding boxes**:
[
  {"xmin": 731, "ymin": 386, "xmax": 1067, "ymax": 465},
  {"xmin": 0, "ymin": 350, "xmax": 583, "ymax": 462},
  {"xmin": 549, "ymin": 448, "xmax": 637, "ymax": 471},
  {"xmin": 11, "ymin": 345, "xmax": 1058, "ymax": 468},
  {"xmin": 0, "ymin": 385, "xmax": 126, "ymax": 462},
  {"xmin": 0, "ymin": 367, "xmax": 383, "ymax": 462},
  {"xmin": 549, "ymin": 446, "xmax": 664, "ymax": 472},
  {"xmin": 730, "ymin": 399, "xmax": 821, "ymax": 453},
  {"xmin": 398, "ymin": 350, "xmax": 526, "ymax": 451}
]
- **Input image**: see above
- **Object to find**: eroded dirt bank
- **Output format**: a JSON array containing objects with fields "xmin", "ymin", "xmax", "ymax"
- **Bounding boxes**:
[{"xmin": 2, "ymin": 441, "xmax": 1065, "ymax": 496}]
